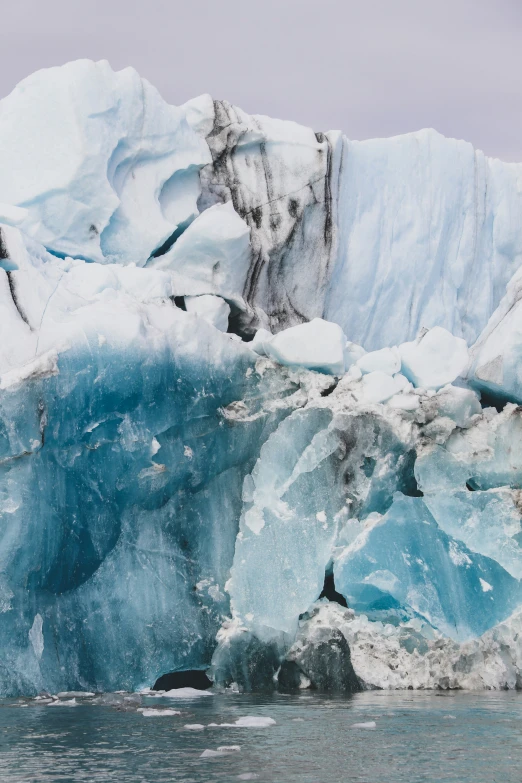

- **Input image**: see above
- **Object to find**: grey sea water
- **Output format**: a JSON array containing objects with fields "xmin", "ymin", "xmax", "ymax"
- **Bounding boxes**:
[{"xmin": 0, "ymin": 690, "xmax": 520, "ymax": 782}]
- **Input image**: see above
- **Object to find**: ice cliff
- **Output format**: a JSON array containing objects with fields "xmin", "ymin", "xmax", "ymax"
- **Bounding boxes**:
[{"xmin": 2, "ymin": 59, "xmax": 522, "ymax": 696}]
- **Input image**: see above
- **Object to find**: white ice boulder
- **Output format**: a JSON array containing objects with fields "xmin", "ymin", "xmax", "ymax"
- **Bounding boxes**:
[
  {"xmin": 251, "ymin": 329, "xmax": 274, "ymax": 356},
  {"xmin": 345, "ymin": 364, "xmax": 363, "ymax": 382},
  {"xmin": 264, "ymin": 318, "xmax": 346, "ymax": 375},
  {"xmin": 185, "ymin": 295, "xmax": 230, "ymax": 332},
  {"xmin": 357, "ymin": 346, "xmax": 400, "ymax": 376},
  {"xmin": 0, "ymin": 59, "xmax": 210, "ymax": 264},
  {"xmin": 150, "ymin": 202, "xmax": 252, "ymax": 310},
  {"xmin": 344, "ymin": 341, "xmax": 366, "ymax": 369},
  {"xmin": 434, "ymin": 385, "xmax": 482, "ymax": 428},
  {"xmin": 359, "ymin": 371, "xmax": 400, "ymax": 404},
  {"xmin": 388, "ymin": 393, "xmax": 420, "ymax": 411},
  {"xmin": 399, "ymin": 327, "xmax": 469, "ymax": 389},
  {"xmin": 392, "ymin": 373, "xmax": 412, "ymax": 393},
  {"xmin": 159, "ymin": 687, "xmax": 213, "ymax": 698},
  {"xmin": 232, "ymin": 716, "xmax": 276, "ymax": 728}
]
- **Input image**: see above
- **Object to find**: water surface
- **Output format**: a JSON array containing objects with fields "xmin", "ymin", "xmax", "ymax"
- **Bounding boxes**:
[{"xmin": 0, "ymin": 690, "xmax": 520, "ymax": 782}]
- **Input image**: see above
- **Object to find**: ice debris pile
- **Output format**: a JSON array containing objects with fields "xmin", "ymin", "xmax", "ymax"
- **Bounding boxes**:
[{"xmin": 2, "ymin": 59, "xmax": 522, "ymax": 696}]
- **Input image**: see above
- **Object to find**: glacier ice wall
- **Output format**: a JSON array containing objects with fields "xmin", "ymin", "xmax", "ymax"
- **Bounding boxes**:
[{"xmin": 2, "ymin": 59, "xmax": 522, "ymax": 695}]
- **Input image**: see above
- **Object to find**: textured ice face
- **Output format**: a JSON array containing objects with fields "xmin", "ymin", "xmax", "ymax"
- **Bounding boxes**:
[
  {"xmin": 325, "ymin": 131, "xmax": 522, "ymax": 351},
  {"xmin": 2, "ymin": 59, "xmax": 522, "ymax": 696},
  {"xmin": 0, "ymin": 316, "xmax": 316, "ymax": 695},
  {"xmin": 217, "ymin": 398, "xmax": 419, "ymax": 676},
  {"xmin": 227, "ymin": 406, "xmax": 343, "ymax": 640},
  {"xmin": 278, "ymin": 603, "xmax": 361, "ymax": 693},
  {"xmin": 334, "ymin": 493, "xmax": 521, "ymax": 641},
  {"xmin": 298, "ymin": 602, "xmax": 522, "ymax": 691}
]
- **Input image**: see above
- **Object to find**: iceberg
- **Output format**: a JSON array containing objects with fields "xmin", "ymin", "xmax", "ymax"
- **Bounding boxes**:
[{"xmin": 2, "ymin": 58, "xmax": 522, "ymax": 696}]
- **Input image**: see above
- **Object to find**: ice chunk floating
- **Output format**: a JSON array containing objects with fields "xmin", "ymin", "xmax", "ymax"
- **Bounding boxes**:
[{"xmin": 2, "ymin": 59, "xmax": 522, "ymax": 696}]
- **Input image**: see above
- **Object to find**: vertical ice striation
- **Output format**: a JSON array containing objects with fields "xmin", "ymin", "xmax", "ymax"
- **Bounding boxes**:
[
  {"xmin": 326, "ymin": 132, "xmax": 522, "ymax": 350},
  {"xmin": 192, "ymin": 98, "xmax": 342, "ymax": 334}
]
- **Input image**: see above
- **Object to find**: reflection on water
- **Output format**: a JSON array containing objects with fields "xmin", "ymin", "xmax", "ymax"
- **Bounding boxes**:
[{"xmin": 0, "ymin": 690, "xmax": 521, "ymax": 782}]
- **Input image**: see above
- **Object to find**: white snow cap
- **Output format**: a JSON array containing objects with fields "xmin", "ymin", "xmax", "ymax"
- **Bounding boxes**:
[
  {"xmin": 0, "ymin": 59, "xmax": 210, "ymax": 265},
  {"xmin": 264, "ymin": 318, "xmax": 346, "ymax": 375},
  {"xmin": 399, "ymin": 326, "xmax": 469, "ymax": 389},
  {"xmin": 185, "ymin": 295, "xmax": 230, "ymax": 332}
]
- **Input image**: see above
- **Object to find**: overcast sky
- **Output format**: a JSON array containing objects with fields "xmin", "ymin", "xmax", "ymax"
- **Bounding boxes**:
[{"xmin": 2, "ymin": 0, "xmax": 521, "ymax": 161}]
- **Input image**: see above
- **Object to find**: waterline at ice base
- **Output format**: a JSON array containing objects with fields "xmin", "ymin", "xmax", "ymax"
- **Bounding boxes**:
[{"xmin": 3, "ymin": 58, "xmax": 522, "ymax": 697}]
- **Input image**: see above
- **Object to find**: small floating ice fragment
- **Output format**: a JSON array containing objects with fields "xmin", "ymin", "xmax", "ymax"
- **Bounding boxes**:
[
  {"xmin": 350, "ymin": 721, "xmax": 376, "ymax": 729},
  {"xmin": 57, "ymin": 691, "xmax": 95, "ymax": 698},
  {"xmin": 235, "ymin": 716, "xmax": 275, "ymax": 728},
  {"xmin": 201, "ymin": 745, "xmax": 241, "ymax": 758},
  {"xmin": 161, "ymin": 687, "xmax": 213, "ymax": 698},
  {"xmin": 47, "ymin": 699, "xmax": 77, "ymax": 707},
  {"xmin": 215, "ymin": 716, "xmax": 275, "ymax": 728},
  {"xmin": 209, "ymin": 716, "xmax": 275, "ymax": 728},
  {"xmin": 138, "ymin": 708, "xmax": 181, "ymax": 716}
]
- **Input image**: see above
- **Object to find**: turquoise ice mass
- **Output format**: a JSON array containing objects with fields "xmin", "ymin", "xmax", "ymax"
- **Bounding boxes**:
[{"xmin": 3, "ymin": 58, "xmax": 522, "ymax": 696}]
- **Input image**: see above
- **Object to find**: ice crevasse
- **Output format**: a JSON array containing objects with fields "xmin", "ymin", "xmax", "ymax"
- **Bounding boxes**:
[{"xmin": 3, "ymin": 59, "xmax": 522, "ymax": 696}]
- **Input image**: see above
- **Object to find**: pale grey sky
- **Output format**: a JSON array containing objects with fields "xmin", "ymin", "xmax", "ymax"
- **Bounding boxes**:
[{"xmin": 2, "ymin": 0, "xmax": 522, "ymax": 160}]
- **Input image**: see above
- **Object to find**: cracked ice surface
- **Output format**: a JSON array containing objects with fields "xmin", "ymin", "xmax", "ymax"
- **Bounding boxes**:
[{"xmin": 3, "ymin": 59, "xmax": 522, "ymax": 696}]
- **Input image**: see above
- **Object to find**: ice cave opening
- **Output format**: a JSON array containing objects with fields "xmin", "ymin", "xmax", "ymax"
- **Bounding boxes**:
[{"xmin": 152, "ymin": 670, "xmax": 213, "ymax": 691}]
